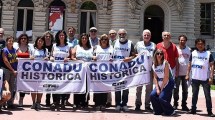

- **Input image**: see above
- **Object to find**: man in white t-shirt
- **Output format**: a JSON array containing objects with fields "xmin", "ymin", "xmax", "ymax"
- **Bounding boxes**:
[
  {"xmin": 173, "ymin": 35, "xmax": 191, "ymax": 111},
  {"xmin": 134, "ymin": 29, "xmax": 155, "ymax": 111}
]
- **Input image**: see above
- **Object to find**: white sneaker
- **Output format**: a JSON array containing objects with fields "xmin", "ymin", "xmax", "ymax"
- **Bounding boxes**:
[
  {"xmin": 115, "ymin": 105, "xmax": 121, "ymax": 111},
  {"xmin": 122, "ymin": 106, "xmax": 129, "ymax": 112},
  {"xmin": 31, "ymin": 103, "xmax": 36, "ymax": 109}
]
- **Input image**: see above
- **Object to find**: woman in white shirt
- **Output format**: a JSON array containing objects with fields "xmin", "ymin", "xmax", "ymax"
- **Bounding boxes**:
[
  {"xmin": 71, "ymin": 33, "xmax": 93, "ymax": 110},
  {"xmin": 92, "ymin": 34, "xmax": 113, "ymax": 111},
  {"xmin": 150, "ymin": 49, "xmax": 175, "ymax": 116},
  {"xmin": 30, "ymin": 36, "xmax": 49, "ymax": 110}
]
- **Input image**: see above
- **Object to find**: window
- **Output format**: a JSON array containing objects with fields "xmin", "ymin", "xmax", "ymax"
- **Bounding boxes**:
[
  {"xmin": 48, "ymin": 0, "xmax": 66, "ymax": 32},
  {"xmin": 200, "ymin": 3, "xmax": 213, "ymax": 35},
  {"xmin": 0, "ymin": 0, "xmax": 2, "ymax": 27},
  {"xmin": 16, "ymin": 0, "xmax": 34, "ymax": 39},
  {"xmin": 80, "ymin": 1, "xmax": 97, "ymax": 34}
]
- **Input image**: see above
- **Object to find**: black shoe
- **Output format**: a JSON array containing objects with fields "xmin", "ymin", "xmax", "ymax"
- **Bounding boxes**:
[
  {"xmin": 7, "ymin": 105, "xmax": 16, "ymax": 109},
  {"xmin": 145, "ymin": 106, "xmax": 153, "ymax": 111},
  {"xmin": 173, "ymin": 105, "xmax": 178, "ymax": 110},
  {"xmin": 182, "ymin": 106, "xmax": 190, "ymax": 111},
  {"xmin": 208, "ymin": 112, "xmax": 215, "ymax": 117},
  {"xmin": 135, "ymin": 105, "xmax": 141, "ymax": 111},
  {"xmin": 188, "ymin": 110, "xmax": 196, "ymax": 114},
  {"xmin": 106, "ymin": 102, "xmax": 112, "ymax": 107}
]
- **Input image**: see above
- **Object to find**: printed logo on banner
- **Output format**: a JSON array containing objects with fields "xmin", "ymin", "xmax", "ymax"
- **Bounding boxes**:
[
  {"xmin": 17, "ymin": 59, "xmax": 86, "ymax": 94},
  {"xmin": 87, "ymin": 54, "xmax": 151, "ymax": 93}
]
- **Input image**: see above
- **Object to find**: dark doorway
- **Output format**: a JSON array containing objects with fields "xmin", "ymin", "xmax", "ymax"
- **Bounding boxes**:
[{"xmin": 144, "ymin": 5, "xmax": 164, "ymax": 44}]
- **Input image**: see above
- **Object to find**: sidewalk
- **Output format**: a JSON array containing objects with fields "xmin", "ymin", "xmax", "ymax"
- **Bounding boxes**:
[{"xmin": 0, "ymin": 86, "xmax": 215, "ymax": 120}]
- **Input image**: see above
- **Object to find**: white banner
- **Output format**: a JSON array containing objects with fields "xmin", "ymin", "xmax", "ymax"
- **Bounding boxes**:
[
  {"xmin": 17, "ymin": 59, "xmax": 86, "ymax": 94},
  {"xmin": 87, "ymin": 55, "xmax": 151, "ymax": 93},
  {"xmin": 0, "ymin": 69, "xmax": 3, "ymax": 100}
]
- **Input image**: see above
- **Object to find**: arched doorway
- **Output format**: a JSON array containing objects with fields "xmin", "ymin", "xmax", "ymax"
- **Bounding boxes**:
[{"xmin": 144, "ymin": 5, "xmax": 164, "ymax": 44}]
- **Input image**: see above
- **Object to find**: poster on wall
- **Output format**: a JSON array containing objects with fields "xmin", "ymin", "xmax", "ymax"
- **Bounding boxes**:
[{"xmin": 49, "ymin": 6, "xmax": 64, "ymax": 33}]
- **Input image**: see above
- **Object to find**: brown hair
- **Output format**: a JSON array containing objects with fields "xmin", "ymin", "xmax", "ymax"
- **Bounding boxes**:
[
  {"xmin": 99, "ymin": 34, "xmax": 110, "ymax": 47},
  {"xmin": 153, "ymin": 49, "xmax": 165, "ymax": 68}
]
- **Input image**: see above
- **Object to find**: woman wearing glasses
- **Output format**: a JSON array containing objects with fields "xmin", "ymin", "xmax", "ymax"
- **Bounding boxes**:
[
  {"xmin": 92, "ymin": 34, "xmax": 113, "ymax": 111},
  {"xmin": 150, "ymin": 49, "xmax": 175, "ymax": 116},
  {"xmin": 16, "ymin": 34, "xmax": 32, "ymax": 107}
]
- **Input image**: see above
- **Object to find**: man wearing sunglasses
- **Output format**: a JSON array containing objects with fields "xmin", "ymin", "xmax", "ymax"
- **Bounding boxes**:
[{"xmin": 89, "ymin": 27, "xmax": 99, "ymax": 48}]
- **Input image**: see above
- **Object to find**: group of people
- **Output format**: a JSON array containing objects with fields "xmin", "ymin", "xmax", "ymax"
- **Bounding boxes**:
[{"xmin": 0, "ymin": 27, "xmax": 214, "ymax": 117}]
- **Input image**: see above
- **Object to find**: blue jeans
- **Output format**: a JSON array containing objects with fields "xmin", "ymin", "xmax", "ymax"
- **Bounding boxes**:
[
  {"xmin": 173, "ymin": 76, "xmax": 188, "ymax": 107},
  {"xmin": 191, "ymin": 79, "xmax": 212, "ymax": 112},
  {"xmin": 115, "ymin": 89, "xmax": 129, "ymax": 106},
  {"xmin": 150, "ymin": 79, "xmax": 175, "ymax": 115}
]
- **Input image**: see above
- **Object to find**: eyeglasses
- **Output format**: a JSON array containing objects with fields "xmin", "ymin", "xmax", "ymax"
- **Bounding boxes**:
[
  {"xmin": 163, "ymin": 34, "xmax": 170, "ymax": 37},
  {"xmin": 109, "ymin": 33, "xmax": 116, "ymax": 35},
  {"xmin": 90, "ymin": 30, "xmax": 97, "ymax": 33},
  {"xmin": 156, "ymin": 53, "xmax": 164, "ymax": 56},
  {"xmin": 144, "ymin": 34, "xmax": 150, "ymax": 37},
  {"xmin": 59, "ymin": 35, "xmax": 65, "ymax": 37},
  {"xmin": 119, "ymin": 33, "xmax": 126, "ymax": 36}
]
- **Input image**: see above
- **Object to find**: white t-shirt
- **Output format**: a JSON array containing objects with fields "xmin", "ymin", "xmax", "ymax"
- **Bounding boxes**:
[
  {"xmin": 94, "ymin": 45, "xmax": 113, "ymax": 61},
  {"xmin": 191, "ymin": 50, "xmax": 210, "ymax": 81},
  {"xmin": 113, "ymin": 39, "xmax": 132, "ymax": 60},
  {"xmin": 52, "ymin": 44, "xmax": 70, "ymax": 60},
  {"xmin": 76, "ymin": 45, "xmax": 93, "ymax": 62},
  {"xmin": 30, "ymin": 48, "xmax": 48, "ymax": 59},
  {"xmin": 177, "ymin": 46, "xmax": 191, "ymax": 76},
  {"xmin": 152, "ymin": 61, "xmax": 172, "ymax": 87},
  {"xmin": 135, "ymin": 41, "xmax": 156, "ymax": 71}
]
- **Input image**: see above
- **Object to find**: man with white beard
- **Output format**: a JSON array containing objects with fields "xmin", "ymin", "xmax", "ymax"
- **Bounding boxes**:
[{"xmin": 113, "ymin": 29, "xmax": 136, "ymax": 112}]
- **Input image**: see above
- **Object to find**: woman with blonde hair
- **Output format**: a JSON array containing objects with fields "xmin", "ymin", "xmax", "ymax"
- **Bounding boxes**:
[
  {"xmin": 150, "ymin": 49, "xmax": 175, "ymax": 116},
  {"xmin": 92, "ymin": 34, "xmax": 113, "ymax": 111}
]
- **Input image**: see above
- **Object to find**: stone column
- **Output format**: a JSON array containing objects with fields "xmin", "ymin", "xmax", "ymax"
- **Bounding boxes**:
[
  {"xmin": 111, "ymin": 0, "xmax": 128, "ymax": 31},
  {"xmin": 184, "ymin": 0, "xmax": 196, "ymax": 44}
]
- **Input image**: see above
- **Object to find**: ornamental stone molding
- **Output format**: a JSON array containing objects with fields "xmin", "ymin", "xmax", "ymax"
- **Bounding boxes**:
[
  {"xmin": 173, "ymin": 0, "xmax": 184, "ymax": 20},
  {"xmin": 35, "ymin": 0, "xmax": 44, "ymax": 12},
  {"xmin": 70, "ymin": 0, "xmax": 76, "ymax": 13},
  {"xmin": 129, "ymin": 0, "xmax": 138, "ymax": 18},
  {"xmin": 3, "ymin": 0, "xmax": 14, "ymax": 10}
]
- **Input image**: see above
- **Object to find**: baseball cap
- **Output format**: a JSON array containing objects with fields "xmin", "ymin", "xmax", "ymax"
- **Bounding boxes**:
[{"xmin": 90, "ymin": 27, "xmax": 97, "ymax": 32}]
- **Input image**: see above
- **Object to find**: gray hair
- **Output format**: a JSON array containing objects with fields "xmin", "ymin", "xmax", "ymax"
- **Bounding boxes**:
[
  {"xmin": 118, "ymin": 29, "xmax": 127, "ymax": 34},
  {"xmin": 142, "ymin": 29, "xmax": 151, "ymax": 35}
]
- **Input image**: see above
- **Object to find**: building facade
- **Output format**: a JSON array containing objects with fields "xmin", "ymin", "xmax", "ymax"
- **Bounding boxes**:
[{"xmin": 0, "ymin": 0, "xmax": 214, "ymax": 47}]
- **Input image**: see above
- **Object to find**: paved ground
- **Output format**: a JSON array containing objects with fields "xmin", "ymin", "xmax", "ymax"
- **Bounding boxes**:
[{"xmin": 0, "ymin": 86, "xmax": 215, "ymax": 120}]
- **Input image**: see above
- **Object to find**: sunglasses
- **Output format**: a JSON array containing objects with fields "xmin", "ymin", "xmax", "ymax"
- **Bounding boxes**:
[
  {"xmin": 90, "ymin": 30, "xmax": 97, "ymax": 33},
  {"xmin": 156, "ymin": 53, "xmax": 164, "ymax": 56},
  {"xmin": 119, "ymin": 33, "xmax": 126, "ymax": 36},
  {"xmin": 109, "ymin": 33, "xmax": 116, "ymax": 35}
]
